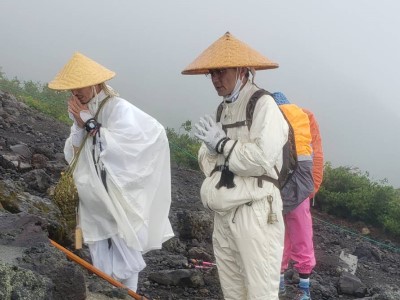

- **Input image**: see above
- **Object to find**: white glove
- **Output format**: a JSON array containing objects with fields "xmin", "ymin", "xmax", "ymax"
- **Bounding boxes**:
[{"xmin": 195, "ymin": 115, "xmax": 226, "ymax": 153}]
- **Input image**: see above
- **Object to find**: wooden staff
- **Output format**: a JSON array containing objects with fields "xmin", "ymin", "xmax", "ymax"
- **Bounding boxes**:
[{"xmin": 49, "ymin": 239, "xmax": 149, "ymax": 300}]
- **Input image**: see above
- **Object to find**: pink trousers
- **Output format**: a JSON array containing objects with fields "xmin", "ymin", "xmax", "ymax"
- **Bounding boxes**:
[{"xmin": 281, "ymin": 198, "xmax": 316, "ymax": 274}]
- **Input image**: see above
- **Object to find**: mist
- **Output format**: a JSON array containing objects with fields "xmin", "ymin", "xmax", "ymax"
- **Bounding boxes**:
[{"xmin": 1, "ymin": 0, "xmax": 399, "ymax": 187}]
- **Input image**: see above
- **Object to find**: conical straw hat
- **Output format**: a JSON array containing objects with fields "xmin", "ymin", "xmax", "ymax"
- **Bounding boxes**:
[
  {"xmin": 181, "ymin": 32, "xmax": 278, "ymax": 75},
  {"xmin": 48, "ymin": 52, "xmax": 116, "ymax": 90}
]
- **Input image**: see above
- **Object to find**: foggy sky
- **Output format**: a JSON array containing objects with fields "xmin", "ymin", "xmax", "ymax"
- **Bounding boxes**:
[{"xmin": 1, "ymin": 0, "xmax": 399, "ymax": 188}]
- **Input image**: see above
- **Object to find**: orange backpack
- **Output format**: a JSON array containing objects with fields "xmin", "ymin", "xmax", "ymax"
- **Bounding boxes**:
[{"xmin": 302, "ymin": 108, "xmax": 324, "ymax": 196}]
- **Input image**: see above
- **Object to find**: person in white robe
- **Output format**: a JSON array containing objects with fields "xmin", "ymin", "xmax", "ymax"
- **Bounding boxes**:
[{"xmin": 48, "ymin": 52, "xmax": 174, "ymax": 291}]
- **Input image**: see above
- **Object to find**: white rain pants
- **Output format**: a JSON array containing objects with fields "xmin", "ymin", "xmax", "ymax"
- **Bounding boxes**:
[
  {"xmin": 88, "ymin": 226, "xmax": 147, "ymax": 291},
  {"xmin": 198, "ymin": 81, "xmax": 288, "ymax": 299},
  {"xmin": 213, "ymin": 195, "xmax": 284, "ymax": 300}
]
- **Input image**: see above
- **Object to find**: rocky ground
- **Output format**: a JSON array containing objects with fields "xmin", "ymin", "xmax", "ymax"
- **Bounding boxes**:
[{"xmin": 0, "ymin": 90, "xmax": 399, "ymax": 300}]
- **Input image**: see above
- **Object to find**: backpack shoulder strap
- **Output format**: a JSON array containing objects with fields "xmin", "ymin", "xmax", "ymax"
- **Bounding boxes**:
[
  {"xmin": 216, "ymin": 89, "xmax": 271, "ymax": 131},
  {"xmin": 246, "ymin": 89, "xmax": 271, "ymax": 130},
  {"xmin": 277, "ymin": 106, "xmax": 298, "ymax": 162}
]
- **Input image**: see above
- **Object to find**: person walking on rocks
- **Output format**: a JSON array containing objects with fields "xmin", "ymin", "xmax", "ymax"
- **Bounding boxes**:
[
  {"xmin": 272, "ymin": 92, "xmax": 323, "ymax": 300},
  {"xmin": 182, "ymin": 32, "xmax": 288, "ymax": 300},
  {"xmin": 48, "ymin": 52, "xmax": 174, "ymax": 291}
]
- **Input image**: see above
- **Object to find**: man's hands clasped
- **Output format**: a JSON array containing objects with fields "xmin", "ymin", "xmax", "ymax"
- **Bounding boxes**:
[{"xmin": 195, "ymin": 115, "xmax": 229, "ymax": 154}]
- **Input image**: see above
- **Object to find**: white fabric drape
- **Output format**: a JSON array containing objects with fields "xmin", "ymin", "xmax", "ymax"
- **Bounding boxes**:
[{"xmin": 64, "ymin": 91, "xmax": 174, "ymax": 252}]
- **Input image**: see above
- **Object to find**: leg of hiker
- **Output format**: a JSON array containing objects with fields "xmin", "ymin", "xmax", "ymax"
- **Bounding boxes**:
[
  {"xmin": 285, "ymin": 198, "xmax": 315, "ymax": 299},
  {"xmin": 214, "ymin": 198, "xmax": 284, "ymax": 299},
  {"xmin": 279, "ymin": 224, "xmax": 292, "ymax": 296}
]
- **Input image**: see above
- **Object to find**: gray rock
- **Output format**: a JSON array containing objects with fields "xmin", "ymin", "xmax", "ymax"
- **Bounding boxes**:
[
  {"xmin": 338, "ymin": 271, "xmax": 366, "ymax": 296},
  {"xmin": 176, "ymin": 210, "xmax": 213, "ymax": 242},
  {"xmin": 0, "ymin": 262, "xmax": 54, "ymax": 300},
  {"xmin": 149, "ymin": 269, "xmax": 205, "ymax": 287}
]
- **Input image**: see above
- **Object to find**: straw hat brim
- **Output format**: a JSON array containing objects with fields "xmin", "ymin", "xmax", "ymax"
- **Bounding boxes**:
[
  {"xmin": 182, "ymin": 32, "xmax": 279, "ymax": 75},
  {"xmin": 48, "ymin": 52, "xmax": 116, "ymax": 90}
]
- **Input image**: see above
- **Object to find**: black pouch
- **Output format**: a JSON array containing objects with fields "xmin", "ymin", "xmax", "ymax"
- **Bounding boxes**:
[
  {"xmin": 215, "ymin": 140, "xmax": 238, "ymax": 189},
  {"xmin": 215, "ymin": 165, "xmax": 236, "ymax": 189}
]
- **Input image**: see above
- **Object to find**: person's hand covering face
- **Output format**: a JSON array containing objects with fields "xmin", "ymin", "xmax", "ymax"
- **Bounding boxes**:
[{"xmin": 68, "ymin": 96, "xmax": 91, "ymax": 128}]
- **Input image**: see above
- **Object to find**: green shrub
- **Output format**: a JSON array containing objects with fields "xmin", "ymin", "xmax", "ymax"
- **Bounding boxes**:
[
  {"xmin": 0, "ymin": 68, "xmax": 70, "ymax": 124},
  {"xmin": 317, "ymin": 162, "xmax": 400, "ymax": 236},
  {"xmin": 166, "ymin": 121, "xmax": 200, "ymax": 170},
  {"xmin": 382, "ymin": 190, "xmax": 400, "ymax": 235}
]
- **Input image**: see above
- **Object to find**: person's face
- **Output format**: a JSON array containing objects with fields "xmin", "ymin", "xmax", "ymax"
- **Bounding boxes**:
[
  {"xmin": 208, "ymin": 68, "xmax": 245, "ymax": 97},
  {"xmin": 70, "ymin": 86, "xmax": 97, "ymax": 104}
]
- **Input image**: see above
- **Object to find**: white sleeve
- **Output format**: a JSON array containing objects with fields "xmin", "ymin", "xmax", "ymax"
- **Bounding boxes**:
[{"xmin": 70, "ymin": 123, "xmax": 86, "ymax": 147}]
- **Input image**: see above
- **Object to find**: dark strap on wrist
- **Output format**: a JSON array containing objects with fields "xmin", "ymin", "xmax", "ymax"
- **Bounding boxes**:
[
  {"xmin": 220, "ymin": 138, "xmax": 230, "ymax": 154},
  {"xmin": 215, "ymin": 137, "xmax": 227, "ymax": 154}
]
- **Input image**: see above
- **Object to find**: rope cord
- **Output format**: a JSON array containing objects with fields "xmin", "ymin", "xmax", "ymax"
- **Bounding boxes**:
[
  {"xmin": 313, "ymin": 216, "xmax": 400, "ymax": 253},
  {"xmin": 169, "ymin": 142, "xmax": 198, "ymax": 160}
]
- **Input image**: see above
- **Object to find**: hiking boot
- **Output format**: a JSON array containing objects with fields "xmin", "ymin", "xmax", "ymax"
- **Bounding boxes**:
[
  {"xmin": 294, "ymin": 287, "xmax": 311, "ymax": 300},
  {"xmin": 278, "ymin": 274, "xmax": 286, "ymax": 297},
  {"xmin": 278, "ymin": 284, "xmax": 286, "ymax": 297}
]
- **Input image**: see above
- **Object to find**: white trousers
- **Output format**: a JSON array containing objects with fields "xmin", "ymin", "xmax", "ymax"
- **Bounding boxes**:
[
  {"xmin": 213, "ymin": 196, "xmax": 284, "ymax": 300},
  {"xmin": 88, "ymin": 233, "xmax": 146, "ymax": 291}
]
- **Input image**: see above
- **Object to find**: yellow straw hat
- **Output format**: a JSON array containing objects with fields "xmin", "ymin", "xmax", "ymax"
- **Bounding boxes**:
[
  {"xmin": 181, "ymin": 32, "xmax": 279, "ymax": 75},
  {"xmin": 48, "ymin": 52, "xmax": 116, "ymax": 90}
]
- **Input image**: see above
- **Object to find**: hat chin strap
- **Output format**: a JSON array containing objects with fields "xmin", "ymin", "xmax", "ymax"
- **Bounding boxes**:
[
  {"xmin": 93, "ymin": 86, "xmax": 99, "ymax": 112},
  {"xmin": 223, "ymin": 68, "xmax": 243, "ymax": 103}
]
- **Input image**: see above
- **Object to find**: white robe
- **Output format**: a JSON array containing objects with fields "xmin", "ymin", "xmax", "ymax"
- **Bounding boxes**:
[{"xmin": 64, "ymin": 90, "xmax": 174, "ymax": 253}]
